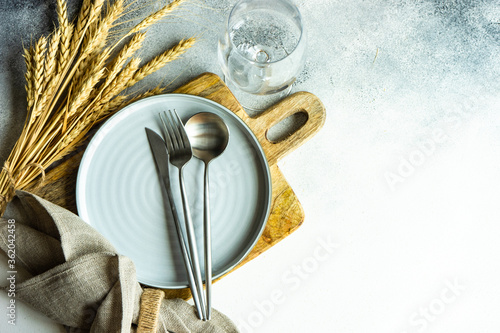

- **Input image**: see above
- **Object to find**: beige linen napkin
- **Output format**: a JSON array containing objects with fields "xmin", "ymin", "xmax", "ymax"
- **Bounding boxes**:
[{"xmin": 0, "ymin": 191, "xmax": 238, "ymax": 333}]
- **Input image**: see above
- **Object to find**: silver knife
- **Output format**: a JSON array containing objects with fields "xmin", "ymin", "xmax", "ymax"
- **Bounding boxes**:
[{"xmin": 145, "ymin": 127, "xmax": 205, "ymax": 320}]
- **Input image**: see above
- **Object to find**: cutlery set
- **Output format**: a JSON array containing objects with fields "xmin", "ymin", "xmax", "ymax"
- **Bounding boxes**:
[{"xmin": 146, "ymin": 109, "xmax": 229, "ymax": 320}]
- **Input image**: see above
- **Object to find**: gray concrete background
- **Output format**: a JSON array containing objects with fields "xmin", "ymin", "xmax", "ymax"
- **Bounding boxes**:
[
  {"xmin": 1, "ymin": 0, "xmax": 500, "ymax": 332},
  {"xmin": 1, "ymin": 1, "xmax": 500, "ymax": 157}
]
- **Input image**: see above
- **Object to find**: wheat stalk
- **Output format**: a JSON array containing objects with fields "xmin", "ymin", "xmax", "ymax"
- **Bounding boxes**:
[
  {"xmin": 0, "ymin": 0, "xmax": 196, "ymax": 217},
  {"xmin": 45, "ymin": 0, "xmax": 123, "ymax": 123},
  {"xmin": 93, "ymin": 37, "xmax": 195, "ymax": 117},
  {"xmin": 129, "ymin": 0, "xmax": 186, "ymax": 35},
  {"xmin": 99, "ymin": 57, "xmax": 142, "ymax": 106},
  {"xmin": 96, "ymin": 86, "xmax": 165, "ymax": 122},
  {"xmin": 72, "ymin": 47, "xmax": 111, "ymax": 102},
  {"xmin": 105, "ymin": 32, "xmax": 146, "ymax": 87},
  {"xmin": 121, "ymin": 85, "xmax": 164, "ymax": 106},
  {"xmin": 96, "ymin": 37, "xmax": 195, "ymax": 111},
  {"xmin": 131, "ymin": 37, "xmax": 196, "ymax": 84}
]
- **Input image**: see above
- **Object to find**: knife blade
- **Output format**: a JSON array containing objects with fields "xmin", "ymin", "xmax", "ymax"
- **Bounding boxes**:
[{"xmin": 145, "ymin": 127, "xmax": 206, "ymax": 320}]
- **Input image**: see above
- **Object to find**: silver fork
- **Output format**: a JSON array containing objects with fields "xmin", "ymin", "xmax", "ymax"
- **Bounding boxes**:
[{"xmin": 160, "ymin": 109, "xmax": 207, "ymax": 320}]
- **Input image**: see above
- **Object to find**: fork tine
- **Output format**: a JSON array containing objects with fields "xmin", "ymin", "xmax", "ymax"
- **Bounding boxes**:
[
  {"xmin": 165, "ymin": 110, "xmax": 182, "ymax": 151},
  {"xmin": 171, "ymin": 109, "xmax": 191, "ymax": 150},
  {"xmin": 164, "ymin": 110, "xmax": 180, "ymax": 150},
  {"xmin": 166, "ymin": 109, "xmax": 184, "ymax": 150},
  {"xmin": 159, "ymin": 112, "xmax": 175, "ymax": 153}
]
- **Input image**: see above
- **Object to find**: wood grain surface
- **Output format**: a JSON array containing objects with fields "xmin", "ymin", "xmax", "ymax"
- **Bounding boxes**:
[{"xmin": 27, "ymin": 72, "xmax": 326, "ymax": 299}]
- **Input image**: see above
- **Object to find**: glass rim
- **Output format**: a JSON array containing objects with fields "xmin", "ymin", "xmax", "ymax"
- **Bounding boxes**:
[{"xmin": 226, "ymin": 0, "xmax": 305, "ymax": 66}]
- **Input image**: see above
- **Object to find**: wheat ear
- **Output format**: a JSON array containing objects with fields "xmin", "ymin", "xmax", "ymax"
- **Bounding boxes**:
[
  {"xmin": 105, "ymin": 32, "xmax": 147, "ymax": 87},
  {"xmin": 128, "ymin": 0, "xmax": 186, "ymax": 35},
  {"xmin": 131, "ymin": 37, "xmax": 196, "ymax": 85},
  {"xmin": 123, "ymin": 85, "xmax": 164, "ymax": 105},
  {"xmin": 82, "ymin": 0, "xmax": 125, "ymax": 57},
  {"xmin": 24, "ymin": 47, "xmax": 34, "ymax": 111},
  {"xmin": 70, "ymin": 48, "xmax": 111, "ymax": 110},
  {"xmin": 71, "ymin": 66, "xmax": 108, "ymax": 117},
  {"xmin": 72, "ymin": 0, "xmax": 105, "ymax": 51},
  {"xmin": 95, "ymin": 95, "xmax": 129, "ymax": 119},
  {"xmin": 43, "ymin": 29, "xmax": 61, "ymax": 89},
  {"xmin": 92, "ymin": 57, "xmax": 142, "ymax": 116},
  {"xmin": 31, "ymin": 36, "xmax": 47, "ymax": 117},
  {"xmin": 56, "ymin": 0, "xmax": 72, "ymax": 71}
]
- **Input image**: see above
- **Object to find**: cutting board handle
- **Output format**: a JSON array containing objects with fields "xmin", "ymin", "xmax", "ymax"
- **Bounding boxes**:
[{"xmin": 245, "ymin": 92, "xmax": 326, "ymax": 165}]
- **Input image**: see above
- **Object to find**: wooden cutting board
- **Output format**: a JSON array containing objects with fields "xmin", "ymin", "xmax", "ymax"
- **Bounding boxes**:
[{"xmin": 27, "ymin": 72, "xmax": 326, "ymax": 299}]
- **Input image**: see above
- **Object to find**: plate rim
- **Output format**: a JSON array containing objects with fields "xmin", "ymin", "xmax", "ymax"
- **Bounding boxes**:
[{"xmin": 75, "ymin": 93, "xmax": 272, "ymax": 288}]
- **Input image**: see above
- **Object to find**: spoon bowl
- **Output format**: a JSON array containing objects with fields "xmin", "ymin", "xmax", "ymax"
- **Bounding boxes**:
[{"xmin": 185, "ymin": 112, "xmax": 229, "ymax": 164}]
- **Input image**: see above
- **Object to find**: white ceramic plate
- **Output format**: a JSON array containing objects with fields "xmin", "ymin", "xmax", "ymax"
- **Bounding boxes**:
[{"xmin": 76, "ymin": 94, "xmax": 272, "ymax": 288}]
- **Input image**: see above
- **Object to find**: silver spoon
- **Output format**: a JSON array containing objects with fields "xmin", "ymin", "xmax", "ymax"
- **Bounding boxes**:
[{"xmin": 185, "ymin": 112, "xmax": 229, "ymax": 320}]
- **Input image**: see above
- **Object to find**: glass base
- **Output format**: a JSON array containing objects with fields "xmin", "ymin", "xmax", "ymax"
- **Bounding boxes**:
[{"xmin": 222, "ymin": 75, "xmax": 293, "ymax": 115}]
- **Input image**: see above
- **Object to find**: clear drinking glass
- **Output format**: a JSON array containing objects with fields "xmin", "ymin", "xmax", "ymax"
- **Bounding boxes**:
[{"xmin": 218, "ymin": 0, "xmax": 306, "ymax": 111}]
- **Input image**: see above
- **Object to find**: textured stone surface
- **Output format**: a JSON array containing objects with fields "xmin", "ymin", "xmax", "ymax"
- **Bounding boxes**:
[{"xmin": 1, "ymin": 0, "xmax": 500, "ymax": 332}]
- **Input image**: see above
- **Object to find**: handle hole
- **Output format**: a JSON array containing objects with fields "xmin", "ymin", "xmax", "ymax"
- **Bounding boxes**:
[{"xmin": 266, "ymin": 111, "xmax": 308, "ymax": 144}]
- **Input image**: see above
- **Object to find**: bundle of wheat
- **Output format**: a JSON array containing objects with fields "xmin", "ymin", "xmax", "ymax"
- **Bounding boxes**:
[{"xmin": 0, "ymin": 0, "xmax": 196, "ymax": 216}]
